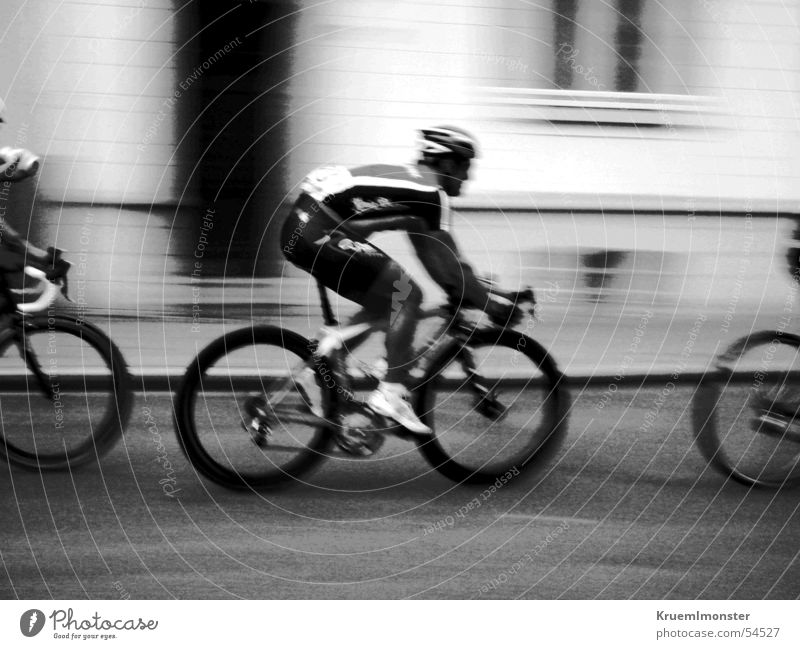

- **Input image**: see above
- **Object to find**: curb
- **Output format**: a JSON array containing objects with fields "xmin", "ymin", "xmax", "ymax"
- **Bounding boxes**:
[{"xmin": 129, "ymin": 370, "xmax": 725, "ymax": 392}]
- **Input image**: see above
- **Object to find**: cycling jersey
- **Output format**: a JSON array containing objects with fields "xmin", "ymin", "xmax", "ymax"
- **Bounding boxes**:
[
  {"xmin": 298, "ymin": 164, "xmax": 450, "ymax": 231},
  {"xmin": 280, "ymin": 162, "xmax": 451, "ymax": 317}
]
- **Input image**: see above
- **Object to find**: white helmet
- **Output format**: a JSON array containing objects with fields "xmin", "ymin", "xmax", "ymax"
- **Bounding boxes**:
[{"xmin": 418, "ymin": 125, "xmax": 479, "ymax": 161}]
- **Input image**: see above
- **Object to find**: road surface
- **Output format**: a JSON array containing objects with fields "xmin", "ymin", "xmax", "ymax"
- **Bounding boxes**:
[{"xmin": 2, "ymin": 384, "xmax": 797, "ymax": 599}]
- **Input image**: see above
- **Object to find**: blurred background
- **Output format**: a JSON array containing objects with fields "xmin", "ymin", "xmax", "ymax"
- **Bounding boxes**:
[{"xmin": 0, "ymin": 0, "xmax": 799, "ymax": 374}]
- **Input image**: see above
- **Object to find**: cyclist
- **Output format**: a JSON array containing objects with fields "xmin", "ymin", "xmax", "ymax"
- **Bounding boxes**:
[
  {"xmin": 0, "ymin": 145, "xmax": 48, "ymax": 262},
  {"xmin": 280, "ymin": 125, "xmax": 521, "ymax": 435}
]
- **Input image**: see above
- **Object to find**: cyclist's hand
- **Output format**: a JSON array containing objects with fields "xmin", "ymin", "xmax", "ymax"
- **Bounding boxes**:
[
  {"xmin": 43, "ymin": 247, "xmax": 70, "ymax": 281},
  {"xmin": 486, "ymin": 298, "xmax": 523, "ymax": 328},
  {"xmin": 0, "ymin": 147, "xmax": 40, "ymax": 181}
]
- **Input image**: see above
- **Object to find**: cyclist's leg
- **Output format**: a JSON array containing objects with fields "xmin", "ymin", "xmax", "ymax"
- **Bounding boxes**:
[
  {"xmin": 361, "ymin": 261, "xmax": 423, "ymax": 383},
  {"xmin": 283, "ymin": 195, "xmax": 422, "ymax": 375},
  {"xmin": 311, "ymin": 246, "xmax": 427, "ymax": 433},
  {"xmin": 282, "ymin": 201, "xmax": 428, "ymax": 433},
  {"xmin": 306, "ymin": 233, "xmax": 421, "ymax": 375}
]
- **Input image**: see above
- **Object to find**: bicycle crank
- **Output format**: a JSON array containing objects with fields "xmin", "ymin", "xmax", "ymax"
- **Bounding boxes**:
[
  {"xmin": 336, "ymin": 409, "xmax": 386, "ymax": 457},
  {"xmin": 242, "ymin": 395, "xmax": 275, "ymax": 447}
]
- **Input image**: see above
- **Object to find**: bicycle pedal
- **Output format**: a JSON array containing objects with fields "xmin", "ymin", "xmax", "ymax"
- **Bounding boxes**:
[
  {"xmin": 335, "ymin": 412, "xmax": 385, "ymax": 456},
  {"xmin": 335, "ymin": 429, "xmax": 385, "ymax": 456},
  {"xmin": 241, "ymin": 416, "xmax": 272, "ymax": 447},
  {"xmin": 473, "ymin": 389, "xmax": 508, "ymax": 421}
]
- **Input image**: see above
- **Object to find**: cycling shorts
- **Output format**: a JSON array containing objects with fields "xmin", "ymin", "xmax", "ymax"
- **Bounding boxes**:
[{"xmin": 280, "ymin": 192, "xmax": 396, "ymax": 313}]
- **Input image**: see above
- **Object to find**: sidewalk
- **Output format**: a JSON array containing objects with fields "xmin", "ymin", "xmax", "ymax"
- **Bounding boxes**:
[
  {"xmin": 33, "ymin": 204, "xmax": 798, "ymax": 388},
  {"xmin": 71, "ymin": 297, "xmax": 789, "ymax": 389}
]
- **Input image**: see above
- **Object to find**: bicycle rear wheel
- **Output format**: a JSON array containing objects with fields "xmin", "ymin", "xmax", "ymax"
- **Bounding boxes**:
[
  {"xmin": 174, "ymin": 326, "xmax": 337, "ymax": 490},
  {"xmin": 692, "ymin": 332, "xmax": 800, "ymax": 489},
  {"xmin": 0, "ymin": 315, "xmax": 132, "ymax": 470},
  {"xmin": 415, "ymin": 328, "xmax": 568, "ymax": 484}
]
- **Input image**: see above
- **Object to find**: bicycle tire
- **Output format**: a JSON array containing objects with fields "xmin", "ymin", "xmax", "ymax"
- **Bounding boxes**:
[
  {"xmin": 173, "ymin": 325, "xmax": 338, "ymax": 490},
  {"xmin": 415, "ymin": 328, "xmax": 568, "ymax": 484},
  {"xmin": 692, "ymin": 331, "xmax": 800, "ymax": 489},
  {"xmin": 0, "ymin": 314, "xmax": 133, "ymax": 470}
]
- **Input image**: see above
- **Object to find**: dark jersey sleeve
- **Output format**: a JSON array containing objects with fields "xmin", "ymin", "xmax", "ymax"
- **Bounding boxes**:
[{"xmin": 310, "ymin": 164, "xmax": 447, "ymax": 232}]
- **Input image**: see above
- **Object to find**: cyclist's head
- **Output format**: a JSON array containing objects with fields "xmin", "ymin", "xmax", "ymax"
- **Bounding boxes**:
[{"xmin": 418, "ymin": 125, "xmax": 478, "ymax": 197}]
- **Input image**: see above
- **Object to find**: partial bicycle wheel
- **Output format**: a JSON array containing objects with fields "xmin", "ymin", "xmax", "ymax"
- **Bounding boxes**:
[
  {"xmin": 0, "ymin": 315, "xmax": 132, "ymax": 470},
  {"xmin": 174, "ymin": 326, "xmax": 338, "ymax": 490},
  {"xmin": 415, "ymin": 328, "xmax": 568, "ymax": 484},
  {"xmin": 692, "ymin": 331, "xmax": 800, "ymax": 489}
]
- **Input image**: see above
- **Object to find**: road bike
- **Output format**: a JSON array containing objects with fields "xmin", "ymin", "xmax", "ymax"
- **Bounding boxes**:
[
  {"xmin": 174, "ymin": 280, "xmax": 569, "ymax": 489},
  {"xmin": 692, "ymin": 330, "xmax": 800, "ymax": 489},
  {"xmin": 0, "ymin": 255, "xmax": 133, "ymax": 470}
]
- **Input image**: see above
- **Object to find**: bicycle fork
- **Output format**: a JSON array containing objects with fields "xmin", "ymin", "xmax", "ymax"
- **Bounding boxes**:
[
  {"xmin": 16, "ymin": 332, "xmax": 56, "ymax": 400},
  {"xmin": 458, "ymin": 347, "xmax": 508, "ymax": 421}
]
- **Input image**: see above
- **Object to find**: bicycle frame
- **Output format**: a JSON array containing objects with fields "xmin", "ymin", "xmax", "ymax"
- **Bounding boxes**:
[
  {"xmin": 259, "ymin": 278, "xmax": 535, "ymax": 435},
  {"xmin": 310, "ymin": 280, "xmax": 477, "ymax": 382},
  {"xmin": 259, "ymin": 282, "xmax": 482, "ymax": 425},
  {"xmin": 0, "ymin": 268, "xmax": 59, "ymax": 399}
]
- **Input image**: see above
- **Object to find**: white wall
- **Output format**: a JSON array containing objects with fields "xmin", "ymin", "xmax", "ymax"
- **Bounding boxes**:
[
  {"xmin": 0, "ymin": 0, "xmax": 178, "ymax": 204},
  {"xmin": 287, "ymin": 0, "xmax": 800, "ymax": 212}
]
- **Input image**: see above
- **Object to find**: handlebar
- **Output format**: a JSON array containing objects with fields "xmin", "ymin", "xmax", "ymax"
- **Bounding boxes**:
[
  {"xmin": 0, "ymin": 147, "xmax": 40, "ymax": 180},
  {"xmin": 17, "ymin": 267, "xmax": 61, "ymax": 314},
  {"xmin": 425, "ymin": 279, "xmax": 537, "ymax": 322},
  {"xmin": 13, "ymin": 248, "xmax": 71, "ymax": 314},
  {"xmin": 477, "ymin": 276, "xmax": 536, "ymax": 308}
]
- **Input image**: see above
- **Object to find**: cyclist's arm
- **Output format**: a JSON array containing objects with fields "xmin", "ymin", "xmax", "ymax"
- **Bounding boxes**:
[
  {"xmin": 344, "ymin": 215, "xmax": 427, "ymax": 237},
  {"xmin": 0, "ymin": 147, "xmax": 40, "ymax": 183},
  {"xmin": 0, "ymin": 217, "xmax": 50, "ymax": 267},
  {"xmin": 0, "ymin": 146, "xmax": 51, "ymax": 268},
  {"xmin": 407, "ymin": 228, "xmax": 490, "ymax": 308}
]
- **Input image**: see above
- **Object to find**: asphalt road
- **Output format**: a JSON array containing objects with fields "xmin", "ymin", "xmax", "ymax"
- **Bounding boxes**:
[{"xmin": 2, "ymin": 384, "xmax": 798, "ymax": 600}]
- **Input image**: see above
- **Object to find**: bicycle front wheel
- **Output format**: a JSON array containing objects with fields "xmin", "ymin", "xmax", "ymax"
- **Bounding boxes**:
[
  {"xmin": 174, "ymin": 326, "xmax": 337, "ymax": 490},
  {"xmin": 416, "ymin": 328, "xmax": 568, "ymax": 485},
  {"xmin": 0, "ymin": 315, "xmax": 132, "ymax": 470},
  {"xmin": 692, "ymin": 332, "xmax": 800, "ymax": 489}
]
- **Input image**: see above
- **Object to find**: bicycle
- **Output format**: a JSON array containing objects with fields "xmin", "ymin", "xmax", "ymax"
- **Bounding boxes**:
[
  {"xmin": 174, "ymin": 279, "xmax": 569, "ymax": 490},
  {"xmin": 692, "ymin": 330, "xmax": 800, "ymax": 489},
  {"xmin": 0, "ymin": 252, "xmax": 133, "ymax": 470}
]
